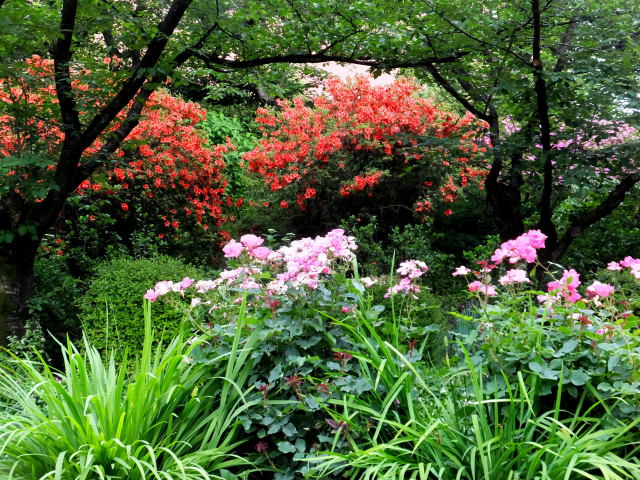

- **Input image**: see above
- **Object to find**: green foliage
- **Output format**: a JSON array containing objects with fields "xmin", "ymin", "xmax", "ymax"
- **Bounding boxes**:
[
  {"xmin": 200, "ymin": 109, "xmax": 259, "ymax": 197},
  {"xmin": 454, "ymin": 289, "xmax": 640, "ymax": 418},
  {"xmin": 157, "ymin": 279, "xmax": 447, "ymax": 478},
  {"xmin": 559, "ymin": 192, "xmax": 640, "ymax": 273},
  {"xmin": 0, "ymin": 305, "xmax": 258, "ymax": 479},
  {"xmin": 28, "ymin": 252, "xmax": 84, "ymax": 348},
  {"xmin": 5, "ymin": 317, "xmax": 47, "ymax": 362},
  {"xmin": 340, "ymin": 215, "xmax": 461, "ymax": 297},
  {"xmin": 307, "ymin": 326, "xmax": 640, "ymax": 479},
  {"xmin": 79, "ymin": 256, "xmax": 208, "ymax": 356},
  {"xmin": 193, "ymin": 273, "xmax": 375, "ymax": 480}
]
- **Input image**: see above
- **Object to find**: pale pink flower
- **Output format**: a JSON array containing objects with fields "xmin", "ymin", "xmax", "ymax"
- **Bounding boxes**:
[
  {"xmin": 452, "ymin": 266, "xmax": 471, "ymax": 276},
  {"xmin": 586, "ymin": 281, "xmax": 615, "ymax": 299},
  {"xmin": 537, "ymin": 293, "xmax": 557, "ymax": 304},
  {"xmin": 619, "ymin": 256, "xmax": 640, "ymax": 268},
  {"xmin": 179, "ymin": 277, "xmax": 194, "ymax": 290},
  {"xmin": 251, "ymin": 246, "xmax": 272, "ymax": 259},
  {"xmin": 498, "ymin": 269, "xmax": 530, "ymax": 285},
  {"xmin": 239, "ymin": 278, "xmax": 261, "ymax": 290},
  {"xmin": 240, "ymin": 234, "xmax": 264, "ymax": 249},
  {"xmin": 360, "ymin": 277, "xmax": 377, "ymax": 287},
  {"xmin": 480, "ymin": 284, "xmax": 497, "ymax": 296},
  {"xmin": 194, "ymin": 279, "xmax": 220, "ymax": 293},
  {"xmin": 607, "ymin": 261, "xmax": 622, "ymax": 271},
  {"xmin": 397, "ymin": 260, "xmax": 429, "ymax": 279},
  {"xmin": 144, "ymin": 289, "xmax": 159, "ymax": 302},
  {"xmin": 491, "ymin": 230, "xmax": 547, "ymax": 264},
  {"xmin": 596, "ymin": 329, "xmax": 605, "ymax": 335},
  {"xmin": 341, "ymin": 305, "xmax": 355, "ymax": 313},
  {"xmin": 222, "ymin": 239, "xmax": 244, "ymax": 258},
  {"xmin": 220, "ymin": 267, "xmax": 247, "ymax": 282},
  {"xmin": 266, "ymin": 279, "xmax": 288, "ymax": 295},
  {"xmin": 385, "ymin": 277, "xmax": 420, "ymax": 297},
  {"xmin": 154, "ymin": 281, "xmax": 174, "ymax": 296},
  {"xmin": 468, "ymin": 281, "xmax": 496, "ymax": 295}
]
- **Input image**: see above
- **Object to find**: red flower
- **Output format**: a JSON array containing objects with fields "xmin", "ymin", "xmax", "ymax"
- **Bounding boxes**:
[
  {"xmin": 285, "ymin": 375, "xmax": 303, "ymax": 389},
  {"xmin": 120, "ymin": 202, "xmax": 129, "ymax": 211},
  {"xmin": 256, "ymin": 441, "xmax": 268, "ymax": 453}
]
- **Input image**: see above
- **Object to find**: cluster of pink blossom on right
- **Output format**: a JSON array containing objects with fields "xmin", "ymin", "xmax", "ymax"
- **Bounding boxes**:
[
  {"xmin": 452, "ymin": 230, "xmax": 547, "ymax": 297},
  {"xmin": 607, "ymin": 256, "xmax": 640, "ymax": 279},
  {"xmin": 450, "ymin": 230, "xmax": 624, "ymax": 306}
]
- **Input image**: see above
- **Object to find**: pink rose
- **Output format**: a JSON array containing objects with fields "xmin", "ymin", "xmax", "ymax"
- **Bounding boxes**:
[
  {"xmin": 452, "ymin": 266, "xmax": 471, "ymax": 276},
  {"xmin": 586, "ymin": 281, "xmax": 614, "ymax": 299},
  {"xmin": 240, "ymin": 234, "xmax": 264, "ymax": 249},
  {"xmin": 222, "ymin": 239, "xmax": 244, "ymax": 258},
  {"xmin": 144, "ymin": 289, "xmax": 159, "ymax": 302},
  {"xmin": 251, "ymin": 246, "xmax": 272, "ymax": 259}
]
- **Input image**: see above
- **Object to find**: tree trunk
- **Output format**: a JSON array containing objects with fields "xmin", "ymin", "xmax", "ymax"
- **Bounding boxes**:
[{"xmin": 0, "ymin": 237, "xmax": 39, "ymax": 344}]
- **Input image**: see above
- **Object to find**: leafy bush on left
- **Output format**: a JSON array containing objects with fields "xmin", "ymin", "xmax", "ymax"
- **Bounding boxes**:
[{"xmin": 0, "ymin": 306, "xmax": 258, "ymax": 479}]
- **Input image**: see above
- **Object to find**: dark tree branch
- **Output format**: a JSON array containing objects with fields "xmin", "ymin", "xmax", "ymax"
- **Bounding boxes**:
[
  {"xmin": 31, "ymin": 0, "xmax": 195, "ymax": 236},
  {"xmin": 194, "ymin": 51, "xmax": 469, "ymax": 71},
  {"xmin": 53, "ymin": 0, "xmax": 81, "ymax": 136},
  {"xmin": 78, "ymin": 0, "xmax": 193, "ymax": 151},
  {"xmin": 532, "ymin": 0, "xmax": 557, "ymax": 249},
  {"xmin": 549, "ymin": 174, "xmax": 640, "ymax": 261},
  {"xmin": 422, "ymin": 65, "xmax": 489, "ymax": 121},
  {"xmin": 72, "ymin": 23, "xmax": 219, "ymax": 186},
  {"xmin": 421, "ymin": 0, "xmax": 533, "ymax": 66}
]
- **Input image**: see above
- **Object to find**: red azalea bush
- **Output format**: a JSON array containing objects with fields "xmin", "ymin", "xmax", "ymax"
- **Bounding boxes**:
[
  {"xmin": 1, "ymin": 56, "xmax": 232, "ymax": 243},
  {"xmin": 76, "ymin": 90, "xmax": 233, "ymax": 238},
  {"xmin": 243, "ymin": 76, "xmax": 490, "ymax": 230}
]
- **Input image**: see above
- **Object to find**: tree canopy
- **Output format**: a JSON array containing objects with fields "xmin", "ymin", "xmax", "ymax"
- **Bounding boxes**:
[{"xmin": 0, "ymin": 0, "xmax": 638, "ymax": 339}]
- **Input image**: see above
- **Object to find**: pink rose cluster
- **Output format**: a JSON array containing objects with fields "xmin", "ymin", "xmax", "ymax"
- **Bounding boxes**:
[
  {"xmin": 223, "ymin": 234, "xmax": 274, "ymax": 260},
  {"xmin": 144, "ymin": 229, "xmax": 358, "ymax": 302},
  {"xmin": 385, "ymin": 260, "xmax": 429, "ymax": 298},
  {"xmin": 275, "ymin": 229, "xmax": 357, "ymax": 289},
  {"xmin": 546, "ymin": 269, "xmax": 582, "ymax": 303},
  {"xmin": 608, "ymin": 256, "xmax": 640, "ymax": 279},
  {"xmin": 452, "ymin": 230, "xmax": 547, "ymax": 296},
  {"xmin": 144, "ymin": 277, "xmax": 194, "ymax": 302},
  {"xmin": 539, "ymin": 269, "xmax": 615, "ymax": 305},
  {"xmin": 491, "ymin": 229, "xmax": 547, "ymax": 264}
]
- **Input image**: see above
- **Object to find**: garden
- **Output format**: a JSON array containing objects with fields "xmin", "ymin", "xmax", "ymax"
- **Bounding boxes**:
[{"xmin": 0, "ymin": 0, "xmax": 639, "ymax": 478}]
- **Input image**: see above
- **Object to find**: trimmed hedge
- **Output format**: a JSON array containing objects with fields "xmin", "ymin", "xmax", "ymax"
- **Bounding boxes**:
[{"xmin": 79, "ymin": 256, "xmax": 207, "ymax": 355}]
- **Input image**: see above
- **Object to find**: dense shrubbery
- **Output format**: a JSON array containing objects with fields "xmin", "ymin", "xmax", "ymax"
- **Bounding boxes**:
[
  {"xmin": 137, "ymin": 229, "xmax": 640, "ymax": 479},
  {"xmin": 79, "ymin": 256, "xmax": 208, "ymax": 356},
  {"xmin": 2, "ymin": 3, "xmax": 640, "ymax": 478},
  {"xmin": 1, "ymin": 227, "xmax": 639, "ymax": 478},
  {"xmin": 0, "ymin": 308, "xmax": 258, "ymax": 478}
]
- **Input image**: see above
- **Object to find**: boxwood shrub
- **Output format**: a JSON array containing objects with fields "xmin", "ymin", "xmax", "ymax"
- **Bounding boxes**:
[{"xmin": 79, "ymin": 256, "xmax": 207, "ymax": 356}]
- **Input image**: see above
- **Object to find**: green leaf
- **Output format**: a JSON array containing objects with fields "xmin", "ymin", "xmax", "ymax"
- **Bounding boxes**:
[
  {"xmin": 569, "ymin": 369, "xmax": 590, "ymax": 386},
  {"xmin": 277, "ymin": 441, "xmax": 297, "ymax": 454},
  {"xmin": 555, "ymin": 339, "xmax": 579, "ymax": 356},
  {"xmin": 282, "ymin": 423, "xmax": 297, "ymax": 437},
  {"xmin": 268, "ymin": 364, "xmax": 283, "ymax": 383},
  {"xmin": 304, "ymin": 395, "xmax": 320, "ymax": 409}
]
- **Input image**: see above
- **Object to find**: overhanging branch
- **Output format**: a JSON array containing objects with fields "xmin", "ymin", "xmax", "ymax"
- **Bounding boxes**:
[
  {"xmin": 550, "ymin": 173, "xmax": 640, "ymax": 261},
  {"xmin": 194, "ymin": 50, "xmax": 469, "ymax": 70}
]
